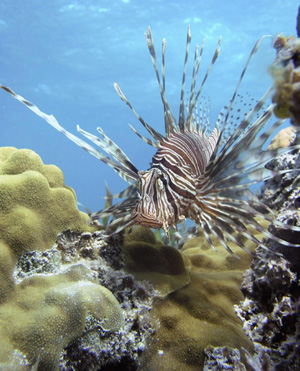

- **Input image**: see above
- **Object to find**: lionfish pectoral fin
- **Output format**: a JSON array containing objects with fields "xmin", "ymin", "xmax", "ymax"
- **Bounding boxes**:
[
  {"xmin": 162, "ymin": 221, "xmax": 170, "ymax": 238},
  {"xmin": 0, "ymin": 85, "xmax": 139, "ymax": 184}
]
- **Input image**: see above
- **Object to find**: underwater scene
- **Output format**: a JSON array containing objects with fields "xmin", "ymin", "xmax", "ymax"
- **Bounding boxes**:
[{"xmin": 0, "ymin": 0, "xmax": 300, "ymax": 370}]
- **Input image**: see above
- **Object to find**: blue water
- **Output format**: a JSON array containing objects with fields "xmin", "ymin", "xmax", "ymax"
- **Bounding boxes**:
[{"xmin": 0, "ymin": 0, "xmax": 297, "ymax": 213}]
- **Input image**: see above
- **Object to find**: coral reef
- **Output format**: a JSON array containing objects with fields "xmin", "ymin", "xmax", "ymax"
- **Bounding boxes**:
[
  {"xmin": 123, "ymin": 226, "xmax": 190, "ymax": 297},
  {"xmin": 1, "ymin": 227, "xmax": 159, "ymax": 370},
  {"xmin": 0, "ymin": 147, "xmax": 94, "ymax": 257},
  {"xmin": 236, "ymin": 130, "xmax": 300, "ymax": 370},
  {"xmin": 267, "ymin": 126, "xmax": 297, "ymax": 151},
  {"xmin": 138, "ymin": 226, "xmax": 267, "ymax": 371},
  {"xmin": 4, "ymin": 144, "xmax": 299, "ymax": 370},
  {"xmin": 59, "ymin": 230, "xmax": 158, "ymax": 370},
  {"xmin": 56, "ymin": 224, "xmax": 269, "ymax": 371},
  {"xmin": 269, "ymin": 35, "xmax": 300, "ymax": 126},
  {"xmin": 0, "ymin": 262, "xmax": 125, "ymax": 370},
  {"xmin": 203, "ymin": 346, "xmax": 246, "ymax": 371},
  {"xmin": 0, "ymin": 146, "xmax": 96, "ymax": 303},
  {"xmin": 0, "ymin": 148, "xmax": 194, "ymax": 370},
  {"xmin": 0, "ymin": 147, "xmax": 131, "ymax": 370}
]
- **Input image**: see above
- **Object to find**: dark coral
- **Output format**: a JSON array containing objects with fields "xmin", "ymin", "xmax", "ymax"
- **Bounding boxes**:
[
  {"xmin": 14, "ymin": 247, "xmax": 61, "ymax": 281},
  {"xmin": 57, "ymin": 230, "xmax": 157, "ymax": 370},
  {"xmin": 203, "ymin": 346, "xmax": 246, "ymax": 371},
  {"xmin": 236, "ymin": 131, "xmax": 300, "ymax": 370}
]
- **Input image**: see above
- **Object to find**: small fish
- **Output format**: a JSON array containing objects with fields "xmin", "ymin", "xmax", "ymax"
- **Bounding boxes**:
[{"xmin": 1, "ymin": 27, "xmax": 300, "ymax": 254}]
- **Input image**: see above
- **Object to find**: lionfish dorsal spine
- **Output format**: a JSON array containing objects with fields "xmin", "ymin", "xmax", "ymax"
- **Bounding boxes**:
[
  {"xmin": 178, "ymin": 25, "xmax": 192, "ymax": 131},
  {"xmin": 186, "ymin": 37, "xmax": 221, "ymax": 126},
  {"xmin": 220, "ymin": 36, "xmax": 271, "ymax": 137},
  {"xmin": 188, "ymin": 39, "xmax": 204, "ymax": 114},
  {"xmin": 161, "ymin": 37, "xmax": 170, "ymax": 135},
  {"xmin": 145, "ymin": 27, "xmax": 178, "ymax": 134},
  {"xmin": 113, "ymin": 82, "xmax": 164, "ymax": 144}
]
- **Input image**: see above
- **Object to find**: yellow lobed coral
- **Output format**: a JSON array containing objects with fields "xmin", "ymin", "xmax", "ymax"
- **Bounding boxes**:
[
  {"xmin": 0, "ymin": 265, "xmax": 124, "ymax": 370},
  {"xmin": 123, "ymin": 226, "xmax": 190, "ymax": 296},
  {"xmin": 139, "ymin": 222, "xmax": 270, "ymax": 370},
  {"xmin": 0, "ymin": 147, "xmax": 95, "ymax": 257},
  {"xmin": 0, "ymin": 147, "xmax": 125, "ymax": 370}
]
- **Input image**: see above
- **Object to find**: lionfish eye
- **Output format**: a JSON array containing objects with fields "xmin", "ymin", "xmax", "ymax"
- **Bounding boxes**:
[{"xmin": 161, "ymin": 177, "xmax": 168, "ymax": 187}]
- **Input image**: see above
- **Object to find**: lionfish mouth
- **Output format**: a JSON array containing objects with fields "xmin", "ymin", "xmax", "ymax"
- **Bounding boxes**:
[{"xmin": 1, "ymin": 27, "xmax": 300, "ymax": 254}]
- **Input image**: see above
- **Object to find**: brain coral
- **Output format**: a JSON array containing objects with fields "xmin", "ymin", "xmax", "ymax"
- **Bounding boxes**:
[{"xmin": 0, "ymin": 147, "xmax": 94, "ymax": 258}]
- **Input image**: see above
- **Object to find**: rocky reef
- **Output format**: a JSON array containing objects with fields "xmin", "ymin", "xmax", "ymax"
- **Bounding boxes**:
[{"xmin": 235, "ymin": 128, "xmax": 300, "ymax": 370}]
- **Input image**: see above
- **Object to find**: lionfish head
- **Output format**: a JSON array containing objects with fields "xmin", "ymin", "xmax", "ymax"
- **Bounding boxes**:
[{"xmin": 131, "ymin": 168, "xmax": 175, "ymax": 234}]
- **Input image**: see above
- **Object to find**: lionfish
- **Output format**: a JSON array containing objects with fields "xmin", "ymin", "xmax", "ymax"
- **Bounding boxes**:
[{"xmin": 1, "ymin": 27, "xmax": 300, "ymax": 254}]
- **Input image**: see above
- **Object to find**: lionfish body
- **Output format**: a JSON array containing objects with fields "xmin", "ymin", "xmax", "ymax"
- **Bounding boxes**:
[{"xmin": 1, "ymin": 27, "xmax": 300, "ymax": 254}]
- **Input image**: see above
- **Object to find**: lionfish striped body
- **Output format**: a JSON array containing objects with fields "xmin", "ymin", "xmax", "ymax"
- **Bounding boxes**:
[
  {"xmin": 1, "ymin": 27, "xmax": 300, "ymax": 254},
  {"xmin": 134, "ymin": 128, "xmax": 218, "ymax": 232}
]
